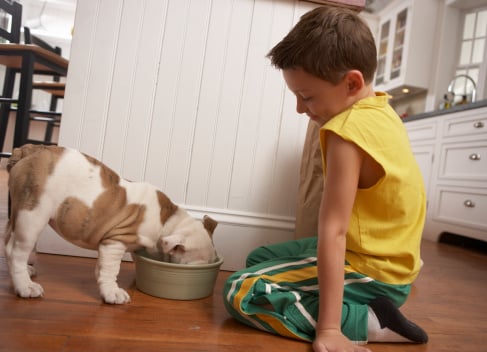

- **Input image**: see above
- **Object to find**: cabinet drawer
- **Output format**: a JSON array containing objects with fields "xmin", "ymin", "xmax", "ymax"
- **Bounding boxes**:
[
  {"xmin": 443, "ymin": 110, "xmax": 487, "ymax": 138},
  {"xmin": 439, "ymin": 141, "xmax": 487, "ymax": 181},
  {"xmin": 406, "ymin": 121, "xmax": 437, "ymax": 142},
  {"xmin": 434, "ymin": 187, "xmax": 487, "ymax": 231}
]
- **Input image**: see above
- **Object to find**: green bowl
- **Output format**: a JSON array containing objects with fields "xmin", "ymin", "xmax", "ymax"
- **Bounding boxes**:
[{"xmin": 133, "ymin": 249, "xmax": 223, "ymax": 300}]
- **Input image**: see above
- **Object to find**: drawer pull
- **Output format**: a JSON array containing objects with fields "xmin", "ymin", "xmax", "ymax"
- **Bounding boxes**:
[
  {"xmin": 473, "ymin": 121, "xmax": 484, "ymax": 128},
  {"xmin": 469, "ymin": 153, "xmax": 481, "ymax": 161},
  {"xmin": 463, "ymin": 200, "xmax": 475, "ymax": 208}
]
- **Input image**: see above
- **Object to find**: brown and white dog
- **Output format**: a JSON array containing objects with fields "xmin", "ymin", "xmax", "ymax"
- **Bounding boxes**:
[{"xmin": 5, "ymin": 144, "xmax": 218, "ymax": 304}]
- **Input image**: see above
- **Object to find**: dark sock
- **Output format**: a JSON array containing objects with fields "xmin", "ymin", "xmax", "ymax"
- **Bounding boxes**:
[{"xmin": 368, "ymin": 296, "xmax": 428, "ymax": 343}]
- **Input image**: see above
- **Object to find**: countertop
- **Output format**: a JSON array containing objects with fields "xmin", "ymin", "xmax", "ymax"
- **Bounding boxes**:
[{"xmin": 402, "ymin": 99, "xmax": 487, "ymax": 123}]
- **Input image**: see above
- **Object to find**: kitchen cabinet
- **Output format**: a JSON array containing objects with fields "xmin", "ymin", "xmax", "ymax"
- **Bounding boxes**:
[
  {"xmin": 405, "ymin": 106, "xmax": 487, "ymax": 243},
  {"xmin": 375, "ymin": 0, "xmax": 439, "ymax": 98}
]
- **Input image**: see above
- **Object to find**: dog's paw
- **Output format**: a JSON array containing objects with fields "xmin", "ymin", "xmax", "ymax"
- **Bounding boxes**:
[
  {"xmin": 16, "ymin": 281, "xmax": 44, "ymax": 298},
  {"xmin": 101, "ymin": 287, "xmax": 131, "ymax": 304}
]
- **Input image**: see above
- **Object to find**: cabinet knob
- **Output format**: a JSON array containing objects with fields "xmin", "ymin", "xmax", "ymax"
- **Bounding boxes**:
[
  {"xmin": 463, "ymin": 199, "xmax": 475, "ymax": 208},
  {"xmin": 469, "ymin": 153, "xmax": 481, "ymax": 161},
  {"xmin": 473, "ymin": 121, "xmax": 484, "ymax": 128}
]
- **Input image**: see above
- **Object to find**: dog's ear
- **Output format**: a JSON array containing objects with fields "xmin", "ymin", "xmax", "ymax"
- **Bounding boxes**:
[
  {"xmin": 203, "ymin": 215, "xmax": 218, "ymax": 237},
  {"xmin": 160, "ymin": 234, "xmax": 186, "ymax": 255}
]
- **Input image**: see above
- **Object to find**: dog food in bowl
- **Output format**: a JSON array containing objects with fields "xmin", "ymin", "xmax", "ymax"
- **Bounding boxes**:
[{"xmin": 133, "ymin": 249, "xmax": 223, "ymax": 300}]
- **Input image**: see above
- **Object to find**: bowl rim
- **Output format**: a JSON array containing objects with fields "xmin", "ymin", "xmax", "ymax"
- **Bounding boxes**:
[{"xmin": 134, "ymin": 249, "xmax": 224, "ymax": 269}]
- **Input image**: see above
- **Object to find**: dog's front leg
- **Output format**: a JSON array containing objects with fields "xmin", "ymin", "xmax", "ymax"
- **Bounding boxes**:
[{"xmin": 96, "ymin": 241, "xmax": 130, "ymax": 304}]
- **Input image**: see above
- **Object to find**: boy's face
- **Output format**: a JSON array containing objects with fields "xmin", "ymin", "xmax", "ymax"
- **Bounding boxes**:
[{"xmin": 282, "ymin": 67, "xmax": 350, "ymax": 126}]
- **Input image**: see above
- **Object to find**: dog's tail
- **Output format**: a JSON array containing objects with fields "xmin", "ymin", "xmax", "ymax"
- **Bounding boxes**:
[{"xmin": 7, "ymin": 144, "xmax": 48, "ymax": 173}]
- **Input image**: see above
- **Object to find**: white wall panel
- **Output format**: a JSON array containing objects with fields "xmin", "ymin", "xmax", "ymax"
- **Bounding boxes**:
[
  {"xmin": 228, "ymin": 0, "xmax": 272, "ymax": 213},
  {"xmin": 144, "ymin": 1, "xmax": 188, "ymax": 196},
  {"xmin": 49, "ymin": 0, "xmax": 318, "ymax": 270},
  {"xmin": 100, "ymin": 0, "xmax": 148, "ymax": 173},
  {"xmin": 205, "ymin": 0, "xmax": 256, "ymax": 210},
  {"xmin": 185, "ymin": 0, "xmax": 235, "ymax": 207},
  {"xmin": 79, "ymin": 0, "xmax": 122, "ymax": 157},
  {"xmin": 57, "ymin": 0, "xmax": 98, "ymax": 150},
  {"xmin": 161, "ymin": 0, "xmax": 213, "ymax": 202},
  {"xmin": 120, "ymin": 0, "xmax": 168, "ymax": 182}
]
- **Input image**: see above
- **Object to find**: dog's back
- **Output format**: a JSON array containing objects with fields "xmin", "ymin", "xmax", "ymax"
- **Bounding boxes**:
[
  {"xmin": 8, "ymin": 145, "xmax": 117, "ymax": 216},
  {"xmin": 7, "ymin": 145, "xmax": 145, "ymax": 250}
]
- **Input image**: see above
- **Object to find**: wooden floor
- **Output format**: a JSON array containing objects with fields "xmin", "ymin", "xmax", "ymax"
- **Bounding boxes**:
[{"xmin": 1, "ymin": 167, "xmax": 486, "ymax": 352}]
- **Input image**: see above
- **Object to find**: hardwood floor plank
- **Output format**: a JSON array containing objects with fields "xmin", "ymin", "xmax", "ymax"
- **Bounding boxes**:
[{"xmin": 0, "ymin": 333, "xmax": 69, "ymax": 352}]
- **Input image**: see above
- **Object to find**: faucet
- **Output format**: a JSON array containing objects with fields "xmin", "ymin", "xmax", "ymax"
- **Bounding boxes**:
[{"xmin": 447, "ymin": 74, "xmax": 477, "ymax": 103}]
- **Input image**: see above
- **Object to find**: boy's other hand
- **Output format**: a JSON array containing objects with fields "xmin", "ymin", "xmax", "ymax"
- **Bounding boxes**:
[{"xmin": 313, "ymin": 329, "xmax": 372, "ymax": 352}]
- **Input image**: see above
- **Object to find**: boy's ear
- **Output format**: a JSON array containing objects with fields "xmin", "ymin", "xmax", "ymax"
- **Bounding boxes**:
[{"xmin": 345, "ymin": 70, "xmax": 365, "ymax": 95}]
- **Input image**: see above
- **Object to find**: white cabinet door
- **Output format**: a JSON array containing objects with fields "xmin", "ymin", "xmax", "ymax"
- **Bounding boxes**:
[
  {"xmin": 405, "ymin": 118, "xmax": 438, "ymax": 211},
  {"xmin": 411, "ymin": 144, "xmax": 434, "ymax": 196},
  {"xmin": 375, "ymin": 0, "xmax": 439, "ymax": 97}
]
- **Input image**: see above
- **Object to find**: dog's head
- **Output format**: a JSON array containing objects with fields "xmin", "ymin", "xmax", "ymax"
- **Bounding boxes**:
[{"xmin": 159, "ymin": 215, "xmax": 218, "ymax": 264}]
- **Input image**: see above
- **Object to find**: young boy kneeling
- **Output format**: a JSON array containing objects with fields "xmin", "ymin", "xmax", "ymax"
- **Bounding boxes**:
[{"xmin": 223, "ymin": 6, "xmax": 428, "ymax": 352}]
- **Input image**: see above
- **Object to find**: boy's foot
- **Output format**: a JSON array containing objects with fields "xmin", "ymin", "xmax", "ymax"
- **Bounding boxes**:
[{"xmin": 367, "ymin": 296, "xmax": 428, "ymax": 343}]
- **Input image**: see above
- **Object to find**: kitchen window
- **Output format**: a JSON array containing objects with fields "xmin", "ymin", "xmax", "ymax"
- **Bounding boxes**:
[{"xmin": 453, "ymin": 8, "xmax": 487, "ymax": 102}]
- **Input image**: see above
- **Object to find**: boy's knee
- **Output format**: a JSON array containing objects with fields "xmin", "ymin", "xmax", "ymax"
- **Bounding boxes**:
[{"xmin": 245, "ymin": 245, "xmax": 271, "ymax": 267}]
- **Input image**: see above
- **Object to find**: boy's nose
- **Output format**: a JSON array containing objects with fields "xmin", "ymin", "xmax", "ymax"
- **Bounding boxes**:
[{"xmin": 296, "ymin": 98, "xmax": 306, "ymax": 114}]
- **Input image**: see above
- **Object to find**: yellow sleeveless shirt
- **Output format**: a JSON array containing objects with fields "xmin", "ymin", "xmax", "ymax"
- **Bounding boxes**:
[{"xmin": 320, "ymin": 93, "xmax": 426, "ymax": 285}]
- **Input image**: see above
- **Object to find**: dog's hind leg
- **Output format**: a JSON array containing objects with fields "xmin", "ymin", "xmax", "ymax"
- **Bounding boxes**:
[
  {"xmin": 5, "ymin": 209, "xmax": 48, "ymax": 298},
  {"xmin": 95, "ymin": 241, "xmax": 130, "ymax": 304}
]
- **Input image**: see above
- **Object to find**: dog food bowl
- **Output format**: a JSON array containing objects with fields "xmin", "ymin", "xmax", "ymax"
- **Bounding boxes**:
[{"xmin": 133, "ymin": 249, "xmax": 223, "ymax": 300}]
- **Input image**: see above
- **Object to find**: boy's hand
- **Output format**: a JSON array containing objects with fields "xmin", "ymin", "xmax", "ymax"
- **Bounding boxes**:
[{"xmin": 313, "ymin": 329, "xmax": 372, "ymax": 352}]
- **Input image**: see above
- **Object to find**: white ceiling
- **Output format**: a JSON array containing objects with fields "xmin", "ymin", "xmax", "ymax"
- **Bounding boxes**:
[{"xmin": 21, "ymin": 0, "xmax": 76, "ymax": 40}]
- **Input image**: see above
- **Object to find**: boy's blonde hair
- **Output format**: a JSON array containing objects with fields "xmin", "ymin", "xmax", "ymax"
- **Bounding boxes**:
[{"xmin": 267, "ymin": 6, "xmax": 377, "ymax": 85}]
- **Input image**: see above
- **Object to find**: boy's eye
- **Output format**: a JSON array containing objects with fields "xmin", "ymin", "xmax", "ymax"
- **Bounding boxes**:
[{"xmin": 301, "ymin": 96, "xmax": 312, "ymax": 102}]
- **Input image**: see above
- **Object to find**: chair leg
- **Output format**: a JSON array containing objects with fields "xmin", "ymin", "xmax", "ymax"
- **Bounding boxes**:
[
  {"xmin": 13, "ymin": 54, "xmax": 36, "ymax": 149},
  {"xmin": 44, "ymin": 120, "xmax": 55, "ymax": 143},
  {"xmin": 45, "ymin": 95, "xmax": 59, "ymax": 143},
  {"xmin": 0, "ymin": 68, "xmax": 16, "ymax": 153}
]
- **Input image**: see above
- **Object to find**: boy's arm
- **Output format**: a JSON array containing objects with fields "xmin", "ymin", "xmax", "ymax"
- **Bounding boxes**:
[{"xmin": 313, "ymin": 131, "xmax": 371, "ymax": 352}]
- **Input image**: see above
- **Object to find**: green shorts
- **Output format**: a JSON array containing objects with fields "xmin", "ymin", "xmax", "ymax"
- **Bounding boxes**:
[{"xmin": 223, "ymin": 237, "xmax": 411, "ymax": 343}]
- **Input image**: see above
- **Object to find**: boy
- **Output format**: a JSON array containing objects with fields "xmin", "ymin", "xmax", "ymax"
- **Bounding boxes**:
[{"xmin": 223, "ymin": 6, "xmax": 428, "ymax": 352}]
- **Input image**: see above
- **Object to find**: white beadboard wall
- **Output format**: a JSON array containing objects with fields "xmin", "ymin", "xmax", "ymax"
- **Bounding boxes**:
[{"xmin": 37, "ymin": 0, "xmax": 320, "ymax": 270}]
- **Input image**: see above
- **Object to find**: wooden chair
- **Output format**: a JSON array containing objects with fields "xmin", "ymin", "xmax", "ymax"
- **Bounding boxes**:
[
  {"xmin": 0, "ymin": 0, "xmax": 22, "ymax": 158},
  {"xmin": 23, "ymin": 26, "xmax": 65, "ymax": 145}
]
